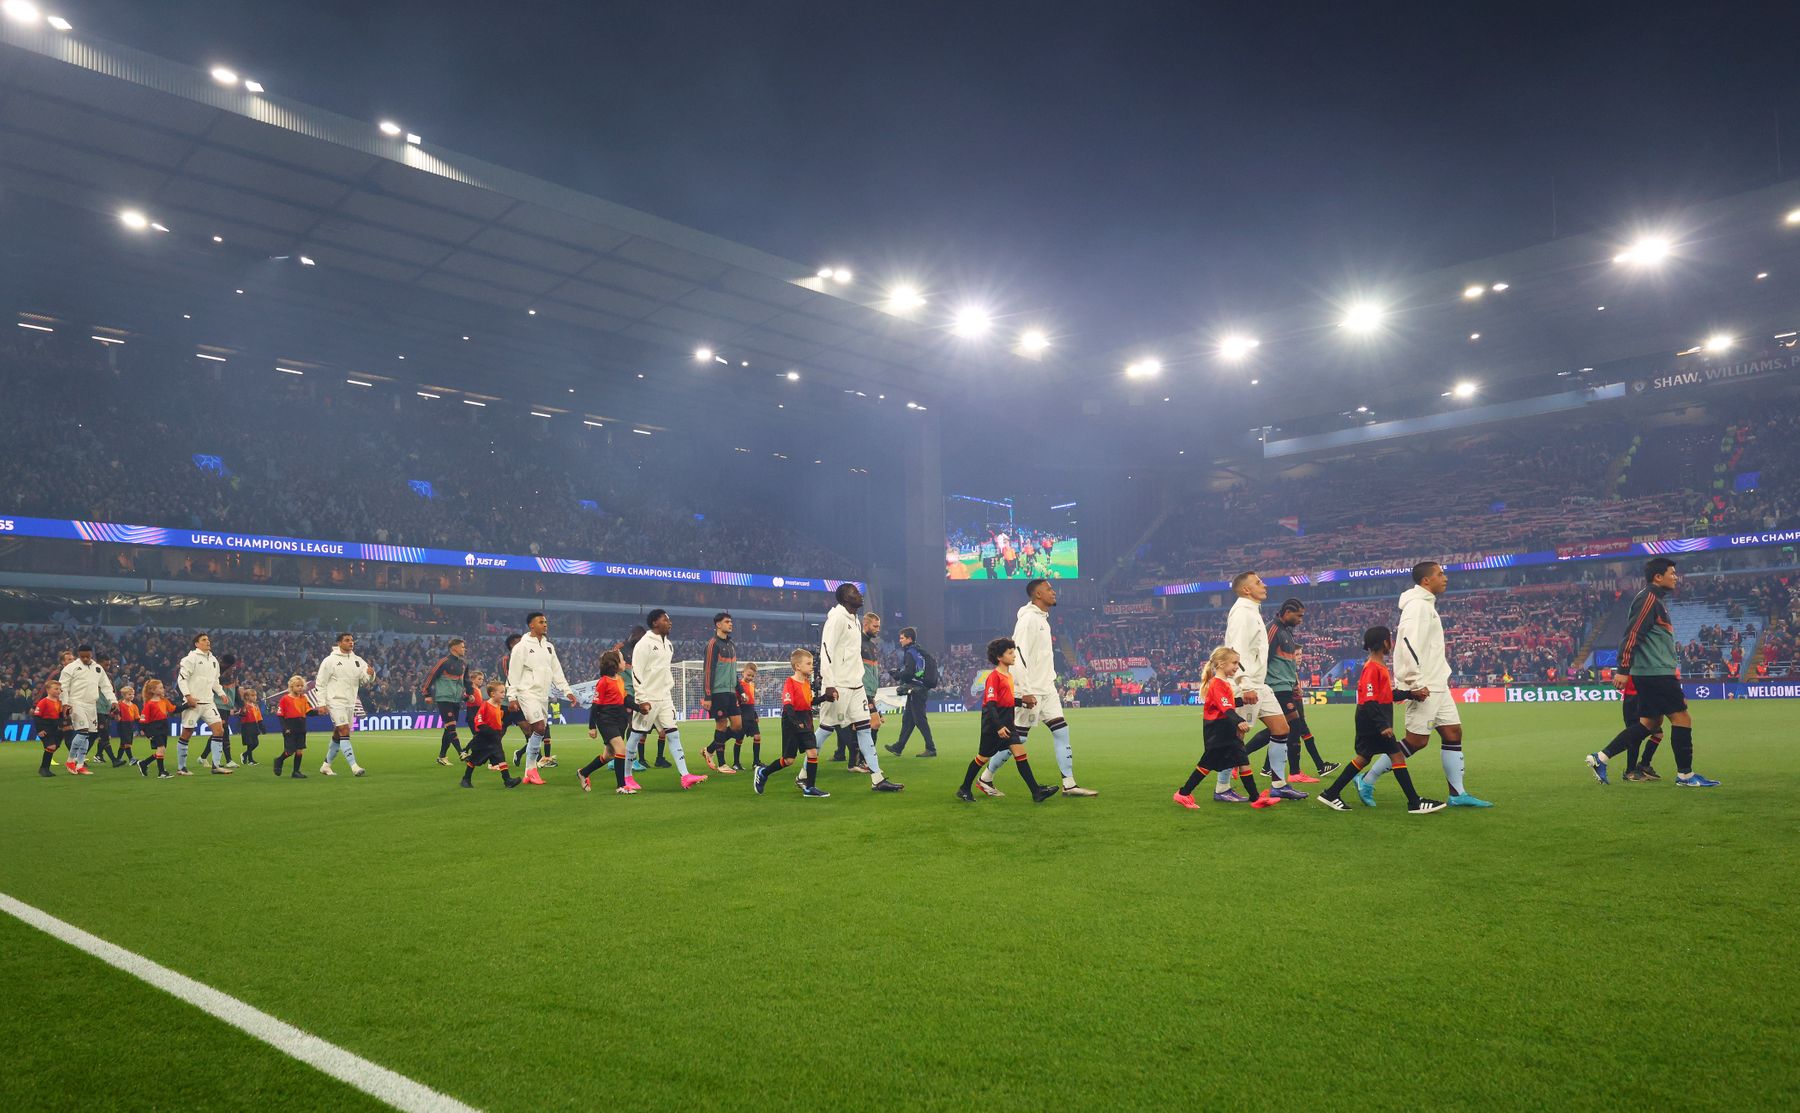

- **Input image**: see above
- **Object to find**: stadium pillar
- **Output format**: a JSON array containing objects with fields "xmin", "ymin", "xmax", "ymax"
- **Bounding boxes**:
[{"xmin": 901, "ymin": 409, "xmax": 947, "ymax": 649}]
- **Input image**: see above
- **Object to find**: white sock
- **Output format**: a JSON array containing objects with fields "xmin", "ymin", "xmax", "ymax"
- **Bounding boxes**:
[
  {"xmin": 666, "ymin": 730, "xmax": 689, "ymax": 777},
  {"xmin": 1050, "ymin": 724, "xmax": 1074, "ymax": 781},
  {"xmin": 1364, "ymin": 754, "xmax": 1393, "ymax": 782},
  {"xmin": 984, "ymin": 750, "xmax": 1011, "ymax": 781},
  {"xmin": 1442, "ymin": 748, "xmax": 1465, "ymax": 796},
  {"xmin": 856, "ymin": 728, "xmax": 882, "ymax": 782},
  {"xmin": 1216, "ymin": 769, "xmax": 1232, "ymax": 791}
]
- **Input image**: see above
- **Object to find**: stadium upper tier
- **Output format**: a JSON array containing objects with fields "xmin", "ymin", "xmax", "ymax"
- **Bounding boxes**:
[
  {"xmin": 3, "ymin": 338, "xmax": 866, "ymax": 581},
  {"xmin": 1129, "ymin": 399, "xmax": 1800, "ymax": 591}
]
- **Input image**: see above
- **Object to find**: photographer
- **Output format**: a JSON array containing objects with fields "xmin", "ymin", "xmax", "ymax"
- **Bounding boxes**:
[{"xmin": 884, "ymin": 627, "xmax": 937, "ymax": 757}]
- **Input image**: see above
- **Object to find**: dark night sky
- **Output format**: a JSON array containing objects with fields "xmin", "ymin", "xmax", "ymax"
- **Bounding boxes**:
[{"xmin": 83, "ymin": 0, "xmax": 1800, "ymax": 356}]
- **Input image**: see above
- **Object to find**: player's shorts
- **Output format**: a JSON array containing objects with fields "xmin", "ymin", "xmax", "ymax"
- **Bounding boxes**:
[
  {"xmin": 630, "ymin": 699, "xmax": 678, "ymax": 735},
  {"xmin": 1621, "ymin": 692, "xmax": 1638, "ymax": 727},
  {"xmin": 515, "ymin": 696, "xmax": 547, "ymax": 725},
  {"xmin": 501, "ymin": 705, "xmax": 523, "ymax": 729},
  {"xmin": 465, "ymin": 728, "xmax": 506, "ymax": 767},
  {"xmin": 143, "ymin": 722, "xmax": 170, "ymax": 746},
  {"xmin": 741, "ymin": 711, "xmax": 760, "ymax": 737},
  {"xmin": 979, "ymin": 726, "xmax": 1014, "ymax": 759},
  {"xmin": 1403, "ymin": 689, "xmax": 1461, "ymax": 735},
  {"xmin": 116, "ymin": 722, "xmax": 137, "ymax": 743},
  {"xmin": 1014, "ymin": 691, "xmax": 1065, "ymax": 732},
  {"xmin": 324, "ymin": 698, "xmax": 356, "ymax": 729},
  {"xmin": 591, "ymin": 705, "xmax": 631, "ymax": 740},
  {"xmin": 68, "ymin": 703, "xmax": 99, "ymax": 733},
  {"xmin": 179, "ymin": 703, "xmax": 223, "ymax": 730},
  {"xmin": 1354, "ymin": 727, "xmax": 1400, "ymax": 759},
  {"xmin": 1199, "ymin": 721, "xmax": 1249, "ymax": 771},
  {"xmin": 239, "ymin": 724, "xmax": 261, "ymax": 745},
  {"xmin": 1628, "ymin": 675, "xmax": 1686, "ymax": 717},
  {"xmin": 1274, "ymin": 689, "xmax": 1307, "ymax": 724},
  {"xmin": 706, "ymin": 691, "xmax": 740, "ymax": 719},
  {"xmin": 1238, "ymin": 682, "xmax": 1281, "ymax": 721},
  {"xmin": 818, "ymin": 686, "xmax": 868, "ymax": 730}
]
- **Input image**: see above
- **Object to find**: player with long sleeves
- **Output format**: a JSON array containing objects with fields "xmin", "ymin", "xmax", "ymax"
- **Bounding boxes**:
[
  {"xmin": 1359, "ymin": 561, "xmax": 1492, "ymax": 808},
  {"xmin": 982, "ymin": 578, "xmax": 1097, "ymax": 796},
  {"xmin": 58, "ymin": 643, "xmax": 116, "ymax": 775},
  {"xmin": 506, "ymin": 610, "xmax": 582, "ymax": 785},
  {"xmin": 625, "ymin": 609, "xmax": 706, "ymax": 789},
  {"xmin": 816, "ymin": 582, "xmax": 903, "ymax": 792},
  {"xmin": 315, "ymin": 632, "xmax": 374, "ymax": 777},
  {"xmin": 177, "ymin": 633, "xmax": 232, "ymax": 776},
  {"xmin": 1215, "ymin": 572, "xmax": 1304, "ymax": 798}
]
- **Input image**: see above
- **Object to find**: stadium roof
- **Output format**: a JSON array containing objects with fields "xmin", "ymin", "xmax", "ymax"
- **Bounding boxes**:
[{"xmin": 0, "ymin": 22, "xmax": 1001, "ymax": 418}]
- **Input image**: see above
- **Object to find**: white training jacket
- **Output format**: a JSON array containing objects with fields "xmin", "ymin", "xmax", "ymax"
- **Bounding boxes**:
[
  {"xmin": 506, "ymin": 633, "xmax": 576, "ymax": 704},
  {"xmin": 819, "ymin": 604, "xmax": 863, "ymax": 691},
  {"xmin": 630, "ymin": 632, "xmax": 675, "ymax": 703},
  {"xmin": 1395, "ymin": 585, "xmax": 1451, "ymax": 690},
  {"xmin": 58, "ymin": 658, "xmax": 116, "ymax": 711},
  {"xmin": 177, "ymin": 650, "xmax": 229, "ymax": 708},
  {"xmin": 315, "ymin": 648, "xmax": 373, "ymax": 704},
  {"xmin": 1010, "ymin": 602, "xmax": 1057, "ymax": 699},
  {"xmin": 1224, "ymin": 596, "xmax": 1269, "ymax": 687}
]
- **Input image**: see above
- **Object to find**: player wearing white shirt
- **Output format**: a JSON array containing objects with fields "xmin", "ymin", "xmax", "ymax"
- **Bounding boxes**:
[
  {"xmin": 177, "ymin": 633, "xmax": 233, "ymax": 776},
  {"xmin": 1213, "ymin": 572, "xmax": 1306, "ymax": 800},
  {"xmin": 625, "ymin": 609, "xmax": 706, "ymax": 789},
  {"xmin": 1359, "ymin": 562, "xmax": 1493, "ymax": 808},
  {"xmin": 506, "ymin": 611, "xmax": 583, "ymax": 785},
  {"xmin": 982, "ymin": 578, "xmax": 1097, "ymax": 796},
  {"xmin": 315, "ymin": 632, "xmax": 374, "ymax": 777},
  {"xmin": 58, "ymin": 643, "xmax": 116, "ymax": 774},
  {"xmin": 817, "ymin": 582, "xmax": 903, "ymax": 791}
]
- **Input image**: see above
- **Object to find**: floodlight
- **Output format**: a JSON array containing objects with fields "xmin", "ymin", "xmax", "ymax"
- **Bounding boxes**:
[
  {"xmin": 210, "ymin": 67, "xmax": 238, "ymax": 86},
  {"xmin": 1018, "ymin": 329, "xmax": 1049, "ymax": 353},
  {"xmin": 1705, "ymin": 334, "xmax": 1734, "ymax": 352},
  {"xmin": 1453, "ymin": 381, "xmax": 1477, "ymax": 399},
  {"xmin": 378, "ymin": 120, "xmax": 402, "ymax": 137},
  {"xmin": 1340, "ymin": 303, "xmax": 1383, "ymax": 332},
  {"xmin": 1219, "ymin": 334, "xmax": 1259, "ymax": 361},
  {"xmin": 951, "ymin": 306, "xmax": 991, "ymax": 338},
  {"xmin": 119, "ymin": 209, "xmax": 148, "ymax": 231},
  {"xmin": 694, "ymin": 347, "xmax": 713, "ymax": 362},
  {"xmin": 2, "ymin": 1, "xmax": 41, "ymax": 24}
]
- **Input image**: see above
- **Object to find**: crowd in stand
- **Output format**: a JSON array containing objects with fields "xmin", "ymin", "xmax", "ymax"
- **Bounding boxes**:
[{"xmin": 3, "ymin": 339, "xmax": 857, "ymax": 579}]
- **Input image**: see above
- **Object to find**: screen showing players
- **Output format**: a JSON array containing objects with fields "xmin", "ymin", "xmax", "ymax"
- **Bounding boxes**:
[{"xmin": 945, "ymin": 495, "xmax": 1079, "ymax": 581}]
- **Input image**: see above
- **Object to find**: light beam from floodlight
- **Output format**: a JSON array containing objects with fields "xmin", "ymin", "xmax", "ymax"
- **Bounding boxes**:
[
  {"xmin": 1125, "ymin": 358, "xmax": 1162, "ymax": 379},
  {"xmin": 1339, "ymin": 303, "xmax": 1384, "ymax": 332},
  {"xmin": 3, "ymin": 1, "xmax": 41, "ymax": 24},
  {"xmin": 952, "ymin": 306, "xmax": 991, "ymax": 339},
  {"xmin": 1613, "ymin": 236, "xmax": 1671, "ymax": 265},
  {"xmin": 1018, "ymin": 329, "xmax": 1049, "ymax": 353},
  {"xmin": 832, "ymin": 268, "xmax": 852, "ymax": 283},
  {"xmin": 1219, "ymin": 334, "xmax": 1259, "ymax": 361},
  {"xmin": 886, "ymin": 284, "xmax": 925, "ymax": 312},
  {"xmin": 1705, "ymin": 334, "xmax": 1734, "ymax": 352}
]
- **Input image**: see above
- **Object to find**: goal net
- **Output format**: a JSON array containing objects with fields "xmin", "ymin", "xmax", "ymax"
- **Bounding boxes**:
[{"xmin": 673, "ymin": 660, "xmax": 796, "ymax": 721}]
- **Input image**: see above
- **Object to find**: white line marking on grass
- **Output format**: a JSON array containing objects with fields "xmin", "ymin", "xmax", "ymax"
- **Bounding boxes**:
[{"xmin": 0, "ymin": 892, "xmax": 480, "ymax": 1113}]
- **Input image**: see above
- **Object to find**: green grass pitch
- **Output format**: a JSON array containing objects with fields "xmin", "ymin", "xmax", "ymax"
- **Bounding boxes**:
[{"xmin": 1, "ymin": 702, "xmax": 1795, "ymax": 1112}]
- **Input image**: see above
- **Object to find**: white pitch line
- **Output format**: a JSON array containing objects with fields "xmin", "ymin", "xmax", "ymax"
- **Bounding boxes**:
[{"xmin": 0, "ymin": 892, "xmax": 480, "ymax": 1113}]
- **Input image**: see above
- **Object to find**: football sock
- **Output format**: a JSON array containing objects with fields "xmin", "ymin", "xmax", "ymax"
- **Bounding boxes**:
[
  {"xmin": 1245, "ymin": 728, "xmax": 1270, "ymax": 755},
  {"xmin": 339, "ymin": 740, "xmax": 358, "ymax": 766},
  {"xmin": 1322, "ymin": 758, "xmax": 1365, "ymax": 801},
  {"xmin": 1287, "ymin": 738, "xmax": 1302, "ymax": 776},
  {"xmin": 1363, "ymin": 753, "xmax": 1393, "ymax": 782},
  {"xmin": 752, "ymin": 740, "xmax": 762, "ymax": 765},
  {"xmin": 711, "ymin": 728, "xmax": 727, "ymax": 759},
  {"xmin": 665, "ymin": 729, "xmax": 690, "ymax": 777},
  {"xmin": 39, "ymin": 746, "xmax": 54, "ymax": 772},
  {"xmin": 1179, "ymin": 765, "xmax": 1208, "ymax": 796},
  {"xmin": 613, "ymin": 755, "xmax": 627, "ymax": 787},
  {"xmin": 985, "ymin": 749, "xmax": 1012, "ymax": 778},
  {"xmin": 274, "ymin": 754, "xmax": 285, "ymax": 775},
  {"xmin": 176, "ymin": 740, "xmax": 189, "ymax": 770},
  {"xmin": 1391, "ymin": 761, "xmax": 1421, "ymax": 807},
  {"xmin": 731, "ymin": 739, "xmax": 742, "ymax": 767},
  {"xmin": 1671, "ymin": 725, "xmax": 1694, "ymax": 775},
  {"xmin": 856, "ymin": 728, "xmax": 884, "ymax": 781},
  {"xmin": 655, "ymin": 739, "xmax": 666, "ymax": 762},
  {"xmin": 325, "ymin": 739, "xmax": 339, "ymax": 764},
  {"xmin": 525, "ymin": 731, "xmax": 544, "ymax": 768},
  {"xmin": 1050, "ymin": 723, "xmax": 1074, "ymax": 781},
  {"xmin": 814, "ymin": 727, "xmax": 832, "ymax": 755},
  {"xmin": 625, "ymin": 731, "xmax": 643, "ymax": 763},
  {"xmin": 1236, "ymin": 767, "xmax": 1259, "ymax": 798},
  {"xmin": 1217, "ymin": 769, "xmax": 1232, "ymax": 791},
  {"xmin": 210, "ymin": 736, "xmax": 224, "ymax": 765},
  {"xmin": 438, "ymin": 725, "xmax": 459, "ymax": 758},
  {"xmin": 1014, "ymin": 754, "xmax": 1042, "ymax": 791},
  {"xmin": 804, "ymin": 756, "xmax": 818, "ymax": 786},
  {"xmin": 579, "ymin": 756, "xmax": 606, "ymax": 778},
  {"xmin": 1640, "ymin": 736, "xmax": 1661, "ymax": 770},
  {"xmin": 1267, "ymin": 734, "xmax": 1290, "ymax": 784},
  {"xmin": 960, "ymin": 759, "xmax": 984, "ymax": 793},
  {"xmin": 155, "ymin": 756, "xmax": 165, "ymax": 774},
  {"xmin": 1601, "ymin": 721, "xmax": 1651, "ymax": 760},
  {"xmin": 1440, "ymin": 745, "xmax": 1465, "ymax": 796},
  {"xmin": 1302, "ymin": 731, "xmax": 1325, "ymax": 770}
]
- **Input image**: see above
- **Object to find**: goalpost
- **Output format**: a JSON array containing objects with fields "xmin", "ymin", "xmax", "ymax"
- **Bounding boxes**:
[{"xmin": 672, "ymin": 660, "xmax": 797, "ymax": 721}]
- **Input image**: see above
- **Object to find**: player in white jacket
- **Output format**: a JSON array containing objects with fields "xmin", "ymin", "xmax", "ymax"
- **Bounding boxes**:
[
  {"xmin": 506, "ymin": 610, "xmax": 583, "ymax": 785},
  {"xmin": 1358, "ymin": 561, "xmax": 1492, "ymax": 808},
  {"xmin": 982, "ymin": 578, "xmax": 1097, "ymax": 796},
  {"xmin": 58, "ymin": 643, "xmax": 116, "ymax": 774},
  {"xmin": 1219, "ymin": 572, "xmax": 1305, "ymax": 799},
  {"xmin": 817, "ymin": 582, "xmax": 903, "ymax": 791},
  {"xmin": 625, "ymin": 609, "xmax": 705, "ymax": 788},
  {"xmin": 315, "ymin": 632, "xmax": 374, "ymax": 776},
  {"xmin": 177, "ymin": 633, "xmax": 233, "ymax": 775}
]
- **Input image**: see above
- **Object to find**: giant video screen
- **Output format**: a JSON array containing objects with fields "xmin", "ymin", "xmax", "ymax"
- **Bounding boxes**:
[{"xmin": 945, "ymin": 494, "xmax": 1079, "ymax": 581}]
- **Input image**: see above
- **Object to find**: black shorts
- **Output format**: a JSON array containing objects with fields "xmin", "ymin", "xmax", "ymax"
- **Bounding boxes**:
[
  {"xmin": 466, "ymin": 728, "xmax": 506, "ymax": 766},
  {"xmin": 707, "ymin": 691, "xmax": 740, "ymax": 719},
  {"xmin": 1275, "ymin": 689, "xmax": 1307, "ymax": 724},
  {"xmin": 501, "ymin": 706, "xmax": 524, "ymax": 729},
  {"xmin": 117, "ymin": 723, "xmax": 137, "ymax": 743},
  {"xmin": 591, "ymin": 706, "xmax": 631, "ymax": 739},
  {"xmin": 1354, "ymin": 728, "xmax": 1401, "ymax": 759},
  {"xmin": 979, "ymin": 727, "xmax": 1016, "ymax": 759},
  {"xmin": 1629, "ymin": 676, "xmax": 1686, "ymax": 718},
  {"xmin": 34, "ymin": 722, "xmax": 60, "ymax": 747},
  {"xmin": 435, "ymin": 701, "xmax": 463, "ymax": 725},
  {"xmin": 143, "ymin": 723, "xmax": 170, "ymax": 746},
  {"xmin": 1621, "ymin": 692, "xmax": 1638, "ymax": 727},
  {"xmin": 741, "ymin": 712, "xmax": 760, "ymax": 737},
  {"xmin": 240, "ymin": 724, "xmax": 261, "ymax": 745}
]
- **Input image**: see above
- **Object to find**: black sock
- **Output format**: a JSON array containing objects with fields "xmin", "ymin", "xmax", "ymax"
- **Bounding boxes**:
[
  {"xmin": 275, "ymin": 754, "xmax": 285, "ymax": 774},
  {"xmin": 39, "ymin": 748, "xmax": 53, "ymax": 771},
  {"xmin": 752, "ymin": 740, "xmax": 762, "ymax": 765},
  {"xmin": 1302, "ymin": 733, "xmax": 1325, "ymax": 769},
  {"xmin": 1287, "ymin": 739, "xmax": 1302, "ymax": 776},
  {"xmin": 1179, "ymin": 765, "xmax": 1207, "ymax": 796},
  {"xmin": 732, "ymin": 740, "xmax": 742, "ymax": 766},
  {"xmin": 1245, "ymin": 728, "xmax": 1271, "ymax": 755},
  {"xmin": 579, "ymin": 756, "xmax": 605, "ymax": 778},
  {"xmin": 1323, "ymin": 761, "xmax": 1362, "ymax": 800},
  {"xmin": 1015, "ymin": 756, "xmax": 1041, "ymax": 791},
  {"xmin": 1238, "ymin": 769, "xmax": 1259, "ymax": 798},
  {"xmin": 1393, "ymin": 765, "xmax": 1420, "ymax": 806},
  {"xmin": 1602, "ymin": 721, "xmax": 1650, "ymax": 759},
  {"xmin": 1640, "ymin": 737, "xmax": 1661, "ymax": 770},
  {"xmin": 460, "ymin": 766, "xmax": 473, "ymax": 784},
  {"xmin": 961, "ymin": 760, "xmax": 983, "ymax": 792},
  {"xmin": 1671, "ymin": 725, "xmax": 1694, "ymax": 775},
  {"xmin": 155, "ymin": 756, "xmax": 165, "ymax": 773},
  {"xmin": 656, "ymin": 740, "xmax": 666, "ymax": 760},
  {"xmin": 613, "ymin": 756, "xmax": 627, "ymax": 787},
  {"xmin": 804, "ymin": 756, "xmax": 818, "ymax": 786}
]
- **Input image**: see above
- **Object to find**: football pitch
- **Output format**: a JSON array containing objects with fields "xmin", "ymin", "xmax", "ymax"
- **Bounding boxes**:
[
  {"xmin": 2, "ymin": 702, "xmax": 1794, "ymax": 1112},
  {"xmin": 950, "ymin": 538, "xmax": 1079, "ymax": 580}
]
